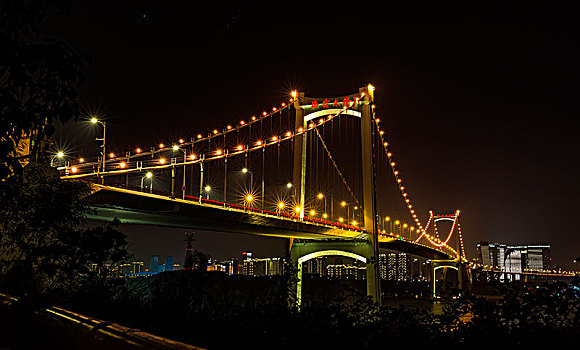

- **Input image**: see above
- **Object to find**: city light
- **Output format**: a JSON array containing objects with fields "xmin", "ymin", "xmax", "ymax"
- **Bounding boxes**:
[
  {"xmin": 173, "ymin": 145, "xmax": 179, "ymax": 151},
  {"xmin": 317, "ymin": 193, "xmax": 324, "ymax": 199},
  {"xmin": 294, "ymin": 206, "xmax": 301, "ymax": 213},
  {"xmin": 159, "ymin": 158, "xmax": 166, "ymax": 164},
  {"xmin": 146, "ymin": 172, "xmax": 152, "ymax": 178},
  {"xmin": 323, "ymin": 213, "xmax": 328, "ymax": 219},
  {"xmin": 205, "ymin": 185, "xmax": 211, "ymax": 192},
  {"xmin": 286, "ymin": 183, "xmax": 292, "ymax": 188},
  {"xmin": 341, "ymin": 201, "xmax": 346, "ymax": 207},
  {"xmin": 277, "ymin": 202, "xmax": 285, "ymax": 209},
  {"xmin": 246, "ymin": 195, "xmax": 253, "ymax": 202},
  {"xmin": 309, "ymin": 209, "xmax": 316, "ymax": 216},
  {"xmin": 56, "ymin": 151, "xmax": 64, "ymax": 158},
  {"xmin": 71, "ymin": 166, "xmax": 78, "ymax": 173}
]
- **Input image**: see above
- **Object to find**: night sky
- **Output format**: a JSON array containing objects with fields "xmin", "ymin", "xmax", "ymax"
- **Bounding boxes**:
[{"xmin": 44, "ymin": 1, "xmax": 580, "ymax": 268}]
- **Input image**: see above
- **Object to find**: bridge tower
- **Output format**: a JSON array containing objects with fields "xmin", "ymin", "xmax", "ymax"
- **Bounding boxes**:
[
  {"xmin": 291, "ymin": 84, "xmax": 381, "ymax": 305},
  {"xmin": 424, "ymin": 211, "xmax": 470, "ymax": 297}
]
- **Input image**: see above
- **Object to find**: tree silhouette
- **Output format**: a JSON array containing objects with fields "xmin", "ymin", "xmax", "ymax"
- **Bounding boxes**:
[
  {"xmin": 0, "ymin": 0, "xmax": 89, "ymax": 179},
  {"xmin": 0, "ymin": 164, "xmax": 130, "ymax": 295}
]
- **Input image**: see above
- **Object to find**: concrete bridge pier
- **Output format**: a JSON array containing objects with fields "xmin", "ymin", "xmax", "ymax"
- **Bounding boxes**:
[
  {"xmin": 289, "ymin": 239, "xmax": 376, "ymax": 308},
  {"xmin": 430, "ymin": 259, "xmax": 470, "ymax": 298}
]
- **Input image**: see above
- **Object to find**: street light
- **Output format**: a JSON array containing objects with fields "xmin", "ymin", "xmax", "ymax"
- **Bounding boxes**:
[
  {"xmin": 50, "ymin": 151, "xmax": 65, "ymax": 167},
  {"xmin": 141, "ymin": 172, "xmax": 153, "ymax": 193},
  {"xmin": 245, "ymin": 194, "xmax": 254, "ymax": 207},
  {"xmin": 277, "ymin": 201, "xmax": 285, "ymax": 215},
  {"xmin": 172, "ymin": 145, "xmax": 187, "ymax": 199},
  {"xmin": 242, "ymin": 168, "xmax": 254, "ymax": 191},
  {"xmin": 90, "ymin": 117, "xmax": 106, "ymax": 178},
  {"xmin": 204, "ymin": 185, "xmax": 211, "ymax": 199},
  {"xmin": 340, "ymin": 201, "xmax": 350, "ymax": 222},
  {"xmin": 317, "ymin": 192, "xmax": 327, "ymax": 215}
]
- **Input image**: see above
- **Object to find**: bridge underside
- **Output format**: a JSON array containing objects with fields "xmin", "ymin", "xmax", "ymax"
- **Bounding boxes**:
[{"xmin": 86, "ymin": 185, "xmax": 451, "ymax": 260}]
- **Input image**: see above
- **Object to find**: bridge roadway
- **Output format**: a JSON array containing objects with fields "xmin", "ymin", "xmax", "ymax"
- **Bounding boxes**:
[{"xmin": 85, "ymin": 184, "xmax": 452, "ymax": 260}]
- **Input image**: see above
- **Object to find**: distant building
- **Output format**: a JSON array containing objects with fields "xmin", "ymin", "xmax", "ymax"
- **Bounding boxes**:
[
  {"xmin": 379, "ymin": 254, "xmax": 388, "ymax": 280},
  {"xmin": 239, "ymin": 255, "xmax": 284, "ymax": 277},
  {"xmin": 216, "ymin": 258, "xmax": 238, "ymax": 275},
  {"xmin": 326, "ymin": 264, "xmax": 345, "ymax": 279},
  {"xmin": 304, "ymin": 257, "xmax": 326, "ymax": 277},
  {"xmin": 387, "ymin": 253, "xmax": 397, "ymax": 280},
  {"xmin": 164, "ymin": 256, "xmax": 174, "ymax": 272},
  {"xmin": 477, "ymin": 241, "xmax": 551, "ymax": 280},
  {"xmin": 149, "ymin": 255, "xmax": 160, "ymax": 273},
  {"xmin": 379, "ymin": 252, "xmax": 414, "ymax": 281}
]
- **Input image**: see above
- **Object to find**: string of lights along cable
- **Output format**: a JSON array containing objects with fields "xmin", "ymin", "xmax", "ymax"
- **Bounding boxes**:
[{"xmin": 56, "ymin": 86, "xmax": 461, "ymax": 258}]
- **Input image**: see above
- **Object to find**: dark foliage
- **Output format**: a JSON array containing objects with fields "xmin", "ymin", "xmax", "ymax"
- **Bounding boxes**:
[
  {"xmin": 0, "ymin": 0, "xmax": 89, "ymax": 179},
  {"xmin": 0, "ymin": 164, "xmax": 131, "ymax": 296},
  {"xmin": 56, "ymin": 271, "xmax": 580, "ymax": 350}
]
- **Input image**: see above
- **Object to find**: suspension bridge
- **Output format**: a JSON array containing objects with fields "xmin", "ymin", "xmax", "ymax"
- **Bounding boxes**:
[{"xmin": 57, "ymin": 84, "xmax": 467, "ymax": 302}]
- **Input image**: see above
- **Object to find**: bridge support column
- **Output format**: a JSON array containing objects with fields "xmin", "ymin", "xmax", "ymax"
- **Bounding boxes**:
[
  {"xmin": 292, "ymin": 93, "xmax": 306, "ymax": 220},
  {"xmin": 430, "ymin": 259, "xmax": 464, "ymax": 298},
  {"xmin": 171, "ymin": 166, "xmax": 176, "ymax": 198},
  {"xmin": 360, "ymin": 85, "xmax": 381, "ymax": 304}
]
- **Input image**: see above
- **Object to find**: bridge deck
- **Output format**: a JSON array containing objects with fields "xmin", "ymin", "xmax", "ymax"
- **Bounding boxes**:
[{"xmin": 86, "ymin": 184, "xmax": 452, "ymax": 260}]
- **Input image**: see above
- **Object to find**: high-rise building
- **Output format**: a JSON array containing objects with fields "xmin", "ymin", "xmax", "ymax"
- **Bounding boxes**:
[
  {"xmin": 397, "ymin": 253, "xmax": 410, "ymax": 280},
  {"xmin": 304, "ymin": 257, "xmax": 326, "ymax": 277},
  {"xmin": 266, "ymin": 258, "xmax": 283, "ymax": 276},
  {"xmin": 239, "ymin": 255, "xmax": 285, "ymax": 277},
  {"xmin": 378, "ymin": 252, "xmax": 414, "ymax": 281},
  {"xmin": 387, "ymin": 253, "xmax": 397, "ymax": 280},
  {"xmin": 477, "ymin": 242, "xmax": 551, "ymax": 280},
  {"xmin": 379, "ymin": 254, "xmax": 387, "ymax": 280},
  {"xmin": 164, "ymin": 256, "xmax": 174, "ymax": 272},
  {"xmin": 149, "ymin": 255, "xmax": 160, "ymax": 273},
  {"xmin": 326, "ymin": 264, "xmax": 345, "ymax": 279}
]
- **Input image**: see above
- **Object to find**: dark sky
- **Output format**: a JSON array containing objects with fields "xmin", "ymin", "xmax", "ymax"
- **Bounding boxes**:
[{"xmin": 44, "ymin": 1, "xmax": 580, "ymax": 268}]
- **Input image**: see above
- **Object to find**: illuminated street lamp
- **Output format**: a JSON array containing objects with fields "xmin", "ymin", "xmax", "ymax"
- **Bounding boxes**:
[
  {"xmin": 242, "ymin": 168, "xmax": 254, "ymax": 191},
  {"xmin": 50, "ymin": 151, "xmax": 65, "ymax": 167},
  {"xmin": 245, "ymin": 194, "xmax": 254, "ymax": 207},
  {"xmin": 316, "ymin": 192, "xmax": 328, "ymax": 215},
  {"xmin": 204, "ymin": 185, "xmax": 211, "ymax": 199},
  {"xmin": 340, "ymin": 201, "xmax": 350, "ymax": 222},
  {"xmin": 277, "ymin": 201, "xmax": 285, "ymax": 215},
  {"xmin": 90, "ymin": 117, "xmax": 107, "ymax": 177},
  {"xmin": 141, "ymin": 172, "xmax": 153, "ymax": 193},
  {"xmin": 172, "ymin": 145, "xmax": 187, "ymax": 199}
]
